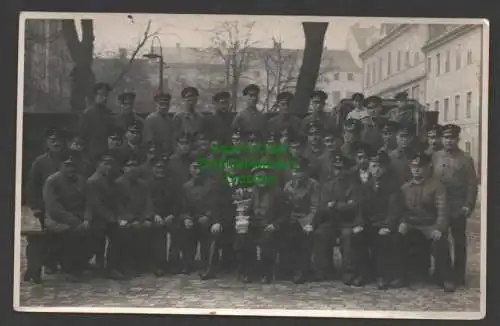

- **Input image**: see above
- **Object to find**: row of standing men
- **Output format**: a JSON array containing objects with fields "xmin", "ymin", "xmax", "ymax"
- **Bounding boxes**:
[{"xmin": 25, "ymin": 82, "xmax": 477, "ymax": 293}]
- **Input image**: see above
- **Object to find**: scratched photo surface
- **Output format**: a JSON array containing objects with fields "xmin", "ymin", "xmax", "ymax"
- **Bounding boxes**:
[{"xmin": 14, "ymin": 12, "xmax": 488, "ymax": 319}]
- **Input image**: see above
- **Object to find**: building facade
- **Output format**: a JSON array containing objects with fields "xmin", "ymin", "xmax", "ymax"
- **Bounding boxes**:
[
  {"xmin": 359, "ymin": 24, "xmax": 429, "ymax": 101},
  {"xmin": 422, "ymin": 24, "xmax": 483, "ymax": 170}
]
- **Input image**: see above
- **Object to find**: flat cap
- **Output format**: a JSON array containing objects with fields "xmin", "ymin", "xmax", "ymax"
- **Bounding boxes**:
[
  {"xmin": 409, "ymin": 151, "xmax": 432, "ymax": 167},
  {"xmin": 427, "ymin": 124, "xmax": 443, "ymax": 136},
  {"xmin": 441, "ymin": 124, "xmax": 461, "ymax": 137},
  {"xmin": 181, "ymin": 86, "xmax": 199, "ymax": 98},
  {"xmin": 154, "ymin": 93, "xmax": 171, "ymax": 102},
  {"xmin": 277, "ymin": 91, "xmax": 294, "ymax": 102},
  {"xmin": 331, "ymin": 153, "xmax": 346, "ymax": 168},
  {"xmin": 45, "ymin": 127, "xmax": 67, "ymax": 139},
  {"xmin": 243, "ymin": 84, "xmax": 260, "ymax": 96},
  {"xmin": 354, "ymin": 142, "xmax": 372, "ymax": 155},
  {"xmin": 396, "ymin": 121, "xmax": 416, "ymax": 136},
  {"xmin": 93, "ymin": 82, "xmax": 112, "ymax": 94},
  {"xmin": 118, "ymin": 92, "xmax": 136, "ymax": 102},
  {"xmin": 369, "ymin": 149, "xmax": 390, "ymax": 166},
  {"xmin": 310, "ymin": 90, "xmax": 328, "ymax": 102},
  {"xmin": 379, "ymin": 119, "xmax": 399, "ymax": 133},
  {"xmin": 213, "ymin": 91, "xmax": 231, "ymax": 102}
]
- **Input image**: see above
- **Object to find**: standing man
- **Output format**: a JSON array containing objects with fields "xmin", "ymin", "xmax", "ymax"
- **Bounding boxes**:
[
  {"xmin": 168, "ymin": 133, "xmax": 194, "ymax": 190},
  {"xmin": 389, "ymin": 122, "xmax": 417, "ymax": 187},
  {"xmin": 210, "ymin": 91, "xmax": 234, "ymax": 145},
  {"xmin": 391, "ymin": 91, "xmax": 415, "ymax": 125},
  {"xmin": 318, "ymin": 131, "xmax": 345, "ymax": 184},
  {"xmin": 432, "ymin": 124, "xmax": 478, "ymax": 287},
  {"xmin": 425, "ymin": 124, "xmax": 443, "ymax": 156},
  {"xmin": 43, "ymin": 152, "xmax": 91, "ymax": 282},
  {"xmin": 231, "ymin": 84, "xmax": 268, "ymax": 137},
  {"xmin": 173, "ymin": 87, "xmax": 204, "ymax": 138},
  {"xmin": 378, "ymin": 119, "xmax": 399, "ymax": 153},
  {"xmin": 115, "ymin": 92, "xmax": 144, "ymax": 131},
  {"xmin": 268, "ymin": 91, "xmax": 302, "ymax": 136},
  {"xmin": 143, "ymin": 93, "xmax": 175, "ymax": 155},
  {"xmin": 397, "ymin": 152, "xmax": 455, "ymax": 292},
  {"xmin": 282, "ymin": 157, "xmax": 319, "ymax": 284},
  {"xmin": 78, "ymin": 82, "xmax": 116, "ymax": 165},
  {"xmin": 303, "ymin": 122, "xmax": 324, "ymax": 181},
  {"xmin": 300, "ymin": 90, "xmax": 335, "ymax": 134},
  {"xmin": 121, "ymin": 120, "xmax": 147, "ymax": 164},
  {"xmin": 341, "ymin": 119, "xmax": 364, "ymax": 164}
]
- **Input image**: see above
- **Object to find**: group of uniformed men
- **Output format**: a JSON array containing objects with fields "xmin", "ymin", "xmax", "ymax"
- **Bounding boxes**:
[{"xmin": 25, "ymin": 81, "xmax": 478, "ymax": 294}]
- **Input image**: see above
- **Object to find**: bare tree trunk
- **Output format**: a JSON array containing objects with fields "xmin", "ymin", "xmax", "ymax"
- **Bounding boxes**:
[
  {"xmin": 292, "ymin": 22, "xmax": 328, "ymax": 114},
  {"xmin": 62, "ymin": 19, "xmax": 95, "ymax": 112}
]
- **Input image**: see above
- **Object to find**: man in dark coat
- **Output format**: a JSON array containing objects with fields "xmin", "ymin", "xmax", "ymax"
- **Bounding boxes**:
[
  {"xmin": 303, "ymin": 122, "xmax": 324, "ymax": 181},
  {"xmin": 424, "ymin": 124, "xmax": 444, "ymax": 156},
  {"xmin": 78, "ymin": 82, "xmax": 116, "ymax": 165},
  {"xmin": 318, "ymin": 130, "xmax": 345, "ymax": 184},
  {"xmin": 340, "ymin": 118, "xmax": 364, "ymax": 164},
  {"xmin": 168, "ymin": 133, "xmax": 194, "ymax": 191},
  {"xmin": 432, "ymin": 124, "xmax": 478, "ymax": 287},
  {"xmin": 300, "ymin": 90, "xmax": 336, "ymax": 134},
  {"xmin": 43, "ymin": 152, "xmax": 91, "ymax": 282},
  {"xmin": 396, "ymin": 152, "xmax": 455, "ymax": 292},
  {"xmin": 121, "ymin": 119, "xmax": 147, "ymax": 164},
  {"xmin": 173, "ymin": 87, "xmax": 204, "ymax": 137},
  {"xmin": 268, "ymin": 91, "xmax": 302, "ymax": 135},
  {"xmin": 115, "ymin": 92, "xmax": 144, "ymax": 131},
  {"xmin": 143, "ymin": 93, "xmax": 175, "ymax": 155},
  {"xmin": 378, "ymin": 119, "xmax": 399, "ymax": 153},
  {"xmin": 231, "ymin": 84, "xmax": 267, "ymax": 136},
  {"xmin": 68, "ymin": 134, "xmax": 94, "ymax": 179},
  {"xmin": 209, "ymin": 91, "xmax": 234, "ymax": 144},
  {"xmin": 282, "ymin": 157, "xmax": 320, "ymax": 284},
  {"xmin": 389, "ymin": 122, "xmax": 417, "ymax": 187}
]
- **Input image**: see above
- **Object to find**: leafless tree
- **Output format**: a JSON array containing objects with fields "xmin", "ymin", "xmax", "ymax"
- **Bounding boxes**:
[{"xmin": 200, "ymin": 21, "xmax": 258, "ymax": 111}]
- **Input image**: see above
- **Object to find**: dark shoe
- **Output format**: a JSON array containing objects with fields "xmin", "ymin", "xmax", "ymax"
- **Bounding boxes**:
[
  {"xmin": 44, "ymin": 265, "xmax": 59, "ymax": 275},
  {"xmin": 261, "ymin": 275, "xmax": 272, "ymax": 284},
  {"xmin": 293, "ymin": 272, "xmax": 306, "ymax": 284},
  {"xmin": 154, "ymin": 269, "xmax": 166, "ymax": 277},
  {"xmin": 352, "ymin": 276, "xmax": 365, "ymax": 287},
  {"xmin": 181, "ymin": 267, "xmax": 192, "ymax": 275},
  {"xmin": 65, "ymin": 273, "xmax": 85, "ymax": 283},
  {"xmin": 390, "ymin": 278, "xmax": 405, "ymax": 288},
  {"xmin": 343, "ymin": 273, "xmax": 355, "ymax": 286},
  {"xmin": 106, "ymin": 269, "xmax": 128, "ymax": 280},
  {"xmin": 242, "ymin": 275, "xmax": 252, "ymax": 283},
  {"xmin": 443, "ymin": 281, "xmax": 456, "ymax": 293},
  {"xmin": 200, "ymin": 270, "xmax": 216, "ymax": 280},
  {"xmin": 24, "ymin": 271, "xmax": 43, "ymax": 284},
  {"xmin": 377, "ymin": 278, "xmax": 389, "ymax": 290}
]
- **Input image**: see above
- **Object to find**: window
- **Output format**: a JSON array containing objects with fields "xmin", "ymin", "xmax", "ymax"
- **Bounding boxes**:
[
  {"xmin": 347, "ymin": 72, "xmax": 354, "ymax": 81},
  {"xmin": 427, "ymin": 56, "xmax": 432, "ymax": 74},
  {"xmin": 405, "ymin": 51, "xmax": 410, "ymax": 68},
  {"xmin": 372, "ymin": 62, "xmax": 377, "ymax": 83},
  {"xmin": 434, "ymin": 100, "xmax": 440, "ymax": 113},
  {"xmin": 443, "ymin": 98, "xmax": 449, "ymax": 121},
  {"xmin": 345, "ymin": 91, "xmax": 354, "ymax": 99},
  {"xmin": 426, "ymin": 103, "xmax": 430, "ymax": 109},
  {"xmin": 467, "ymin": 50, "xmax": 473, "ymax": 64},
  {"xmin": 454, "ymin": 95, "xmax": 460, "ymax": 120},
  {"xmin": 379, "ymin": 58, "xmax": 383, "ymax": 80},
  {"xmin": 397, "ymin": 50, "xmax": 401, "ymax": 71},
  {"xmin": 411, "ymin": 85, "xmax": 420, "ymax": 101},
  {"xmin": 334, "ymin": 72, "xmax": 340, "ymax": 81},
  {"xmin": 445, "ymin": 50, "xmax": 450, "ymax": 73},
  {"xmin": 414, "ymin": 52, "xmax": 420, "ymax": 65},
  {"xmin": 387, "ymin": 52, "xmax": 392, "ymax": 75},
  {"xmin": 456, "ymin": 49, "xmax": 462, "ymax": 70},
  {"xmin": 436, "ymin": 53, "xmax": 441, "ymax": 76},
  {"xmin": 366, "ymin": 67, "xmax": 371, "ymax": 86},
  {"xmin": 465, "ymin": 141, "xmax": 471, "ymax": 154},
  {"xmin": 332, "ymin": 91, "xmax": 341, "ymax": 104},
  {"xmin": 466, "ymin": 91, "xmax": 472, "ymax": 118}
]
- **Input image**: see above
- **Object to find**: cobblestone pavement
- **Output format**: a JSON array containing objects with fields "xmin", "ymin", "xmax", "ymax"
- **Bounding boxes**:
[{"xmin": 17, "ymin": 207, "xmax": 482, "ymax": 311}]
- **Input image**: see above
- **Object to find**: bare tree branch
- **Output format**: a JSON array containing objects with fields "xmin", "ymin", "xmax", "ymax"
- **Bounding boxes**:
[{"xmin": 111, "ymin": 20, "xmax": 159, "ymax": 88}]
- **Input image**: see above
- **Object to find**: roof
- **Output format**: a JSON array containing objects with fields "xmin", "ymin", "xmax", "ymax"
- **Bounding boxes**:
[
  {"xmin": 350, "ymin": 24, "xmax": 380, "ymax": 52},
  {"xmin": 322, "ymin": 49, "xmax": 361, "ymax": 72}
]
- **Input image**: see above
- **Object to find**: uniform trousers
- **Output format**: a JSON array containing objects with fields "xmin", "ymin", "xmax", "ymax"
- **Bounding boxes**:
[
  {"xmin": 234, "ymin": 222, "xmax": 279, "ymax": 279},
  {"xmin": 361, "ymin": 225, "xmax": 398, "ymax": 282},
  {"xmin": 313, "ymin": 223, "xmax": 364, "ymax": 279},
  {"xmin": 395, "ymin": 224, "xmax": 453, "ymax": 283},
  {"xmin": 181, "ymin": 217, "xmax": 222, "ymax": 272},
  {"xmin": 450, "ymin": 216, "xmax": 467, "ymax": 284},
  {"xmin": 151, "ymin": 218, "xmax": 182, "ymax": 271},
  {"xmin": 281, "ymin": 222, "xmax": 313, "ymax": 276},
  {"xmin": 55, "ymin": 228, "xmax": 93, "ymax": 274},
  {"xmin": 122, "ymin": 223, "xmax": 154, "ymax": 272}
]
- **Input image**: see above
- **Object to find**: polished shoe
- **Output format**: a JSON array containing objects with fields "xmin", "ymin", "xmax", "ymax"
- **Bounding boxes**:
[
  {"xmin": 351, "ymin": 276, "xmax": 365, "ymax": 287},
  {"xmin": 106, "ymin": 269, "xmax": 128, "ymax": 280},
  {"xmin": 261, "ymin": 275, "xmax": 272, "ymax": 284},
  {"xmin": 200, "ymin": 271, "xmax": 216, "ymax": 280},
  {"xmin": 443, "ymin": 281, "xmax": 456, "ymax": 293},
  {"xmin": 377, "ymin": 278, "xmax": 389, "ymax": 290},
  {"xmin": 343, "ymin": 274, "xmax": 355, "ymax": 286},
  {"xmin": 242, "ymin": 275, "xmax": 252, "ymax": 283},
  {"xmin": 293, "ymin": 272, "xmax": 306, "ymax": 284}
]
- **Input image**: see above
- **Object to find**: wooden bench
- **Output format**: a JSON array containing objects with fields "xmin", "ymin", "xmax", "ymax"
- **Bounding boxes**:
[{"xmin": 21, "ymin": 228, "xmax": 49, "ymax": 284}]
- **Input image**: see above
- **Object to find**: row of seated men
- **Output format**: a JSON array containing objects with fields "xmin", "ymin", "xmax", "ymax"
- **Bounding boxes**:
[{"xmin": 25, "ymin": 113, "xmax": 477, "ymax": 293}]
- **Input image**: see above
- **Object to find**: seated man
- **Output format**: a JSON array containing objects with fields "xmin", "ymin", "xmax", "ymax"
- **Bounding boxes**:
[
  {"xmin": 314, "ymin": 154, "xmax": 364, "ymax": 285},
  {"xmin": 85, "ymin": 152, "xmax": 128, "ymax": 280},
  {"xmin": 115, "ymin": 155, "xmax": 154, "ymax": 276},
  {"xmin": 396, "ymin": 152, "xmax": 455, "ymax": 292},
  {"xmin": 282, "ymin": 157, "xmax": 319, "ymax": 284},
  {"xmin": 43, "ymin": 152, "xmax": 91, "ymax": 282},
  {"xmin": 148, "ymin": 156, "xmax": 181, "ymax": 276},
  {"xmin": 179, "ymin": 157, "xmax": 222, "ymax": 278},
  {"xmin": 238, "ymin": 164, "xmax": 285, "ymax": 284}
]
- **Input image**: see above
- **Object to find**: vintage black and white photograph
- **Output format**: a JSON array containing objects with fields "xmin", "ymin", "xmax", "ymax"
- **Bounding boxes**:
[{"xmin": 14, "ymin": 12, "xmax": 488, "ymax": 319}]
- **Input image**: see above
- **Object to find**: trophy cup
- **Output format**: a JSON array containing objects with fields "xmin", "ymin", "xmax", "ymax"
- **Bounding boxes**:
[{"xmin": 234, "ymin": 198, "xmax": 251, "ymax": 235}]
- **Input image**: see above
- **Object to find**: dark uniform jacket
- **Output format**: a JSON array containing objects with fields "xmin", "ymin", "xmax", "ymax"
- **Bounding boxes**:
[
  {"xmin": 432, "ymin": 149, "xmax": 478, "ymax": 217},
  {"xmin": 358, "ymin": 174, "xmax": 401, "ymax": 229},
  {"xmin": 27, "ymin": 152, "xmax": 62, "ymax": 213},
  {"xmin": 143, "ymin": 111, "xmax": 175, "ymax": 154},
  {"xmin": 283, "ymin": 178, "xmax": 320, "ymax": 227},
  {"xmin": 379, "ymin": 142, "xmax": 397, "ymax": 154},
  {"xmin": 389, "ymin": 148, "xmax": 414, "ymax": 187},
  {"xmin": 361, "ymin": 123, "xmax": 384, "ymax": 151},
  {"xmin": 173, "ymin": 111, "xmax": 203, "ymax": 137},
  {"xmin": 180, "ymin": 176, "xmax": 219, "ymax": 223},
  {"xmin": 231, "ymin": 107, "xmax": 267, "ymax": 136},
  {"xmin": 209, "ymin": 111, "xmax": 234, "ymax": 144},
  {"xmin": 115, "ymin": 112, "xmax": 145, "ymax": 131},
  {"xmin": 316, "ymin": 173, "xmax": 362, "ymax": 228},
  {"xmin": 43, "ymin": 171, "xmax": 86, "ymax": 230},
  {"xmin": 401, "ymin": 178, "xmax": 448, "ymax": 232},
  {"xmin": 115, "ymin": 171, "xmax": 152, "ymax": 222},
  {"xmin": 85, "ymin": 172, "xmax": 119, "ymax": 227},
  {"xmin": 78, "ymin": 104, "xmax": 117, "ymax": 163},
  {"xmin": 303, "ymin": 146, "xmax": 323, "ymax": 181},
  {"xmin": 149, "ymin": 175, "xmax": 180, "ymax": 218},
  {"xmin": 121, "ymin": 141, "xmax": 147, "ymax": 164},
  {"xmin": 300, "ymin": 112, "xmax": 336, "ymax": 135},
  {"xmin": 168, "ymin": 152, "xmax": 192, "ymax": 190},
  {"xmin": 246, "ymin": 185, "xmax": 286, "ymax": 228},
  {"xmin": 268, "ymin": 114, "xmax": 302, "ymax": 135}
]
